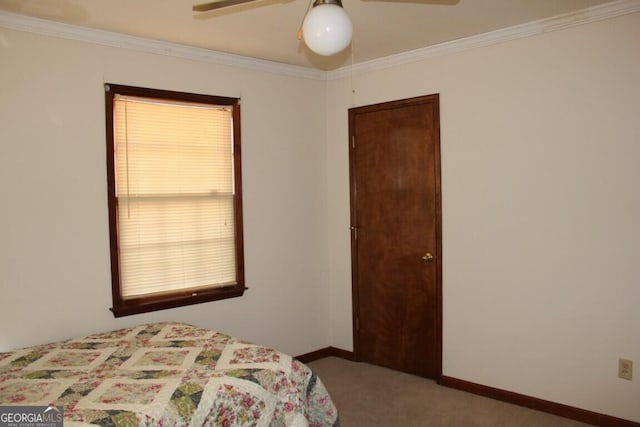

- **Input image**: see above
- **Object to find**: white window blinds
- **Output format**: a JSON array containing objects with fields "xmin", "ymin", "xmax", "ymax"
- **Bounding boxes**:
[{"xmin": 113, "ymin": 95, "xmax": 236, "ymax": 299}]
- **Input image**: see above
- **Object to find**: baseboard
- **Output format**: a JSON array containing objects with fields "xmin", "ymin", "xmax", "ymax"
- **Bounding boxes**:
[
  {"xmin": 440, "ymin": 376, "xmax": 640, "ymax": 427},
  {"xmin": 295, "ymin": 346, "xmax": 356, "ymax": 364}
]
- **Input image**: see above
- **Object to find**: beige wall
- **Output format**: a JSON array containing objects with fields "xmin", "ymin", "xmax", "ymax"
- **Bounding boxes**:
[
  {"xmin": 0, "ymin": 27, "xmax": 330, "ymax": 357},
  {"xmin": 2, "ymin": 8, "xmax": 639, "ymax": 424},
  {"xmin": 326, "ymin": 12, "xmax": 640, "ymax": 422}
]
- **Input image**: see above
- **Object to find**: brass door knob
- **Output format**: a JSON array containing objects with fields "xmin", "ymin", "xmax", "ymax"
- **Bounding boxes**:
[{"xmin": 422, "ymin": 252, "xmax": 434, "ymax": 262}]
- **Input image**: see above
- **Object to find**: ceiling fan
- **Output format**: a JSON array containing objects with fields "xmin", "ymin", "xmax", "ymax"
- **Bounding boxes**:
[
  {"xmin": 193, "ymin": 0, "xmax": 353, "ymax": 56},
  {"xmin": 193, "ymin": 0, "xmax": 458, "ymax": 57}
]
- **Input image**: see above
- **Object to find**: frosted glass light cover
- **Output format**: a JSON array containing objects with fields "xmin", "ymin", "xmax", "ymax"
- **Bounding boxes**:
[{"xmin": 302, "ymin": 4, "xmax": 353, "ymax": 56}]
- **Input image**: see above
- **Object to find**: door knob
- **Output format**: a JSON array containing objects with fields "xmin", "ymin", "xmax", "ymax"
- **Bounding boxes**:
[{"xmin": 422, "ymin": 252, "xmax": 435, "ymax": 262}]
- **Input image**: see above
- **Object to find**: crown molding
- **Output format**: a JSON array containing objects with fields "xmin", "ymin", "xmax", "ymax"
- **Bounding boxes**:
[
  {"xmin": 0, "ymin": 10, "xmax": 327, "ymax": 81},
  {"xmin": 1, "ymin": 0, "xmax": 638, "ymax": 82},
  {"xmin": 327, "ymin": 0, "xmax": 640, "ymax": 80}
]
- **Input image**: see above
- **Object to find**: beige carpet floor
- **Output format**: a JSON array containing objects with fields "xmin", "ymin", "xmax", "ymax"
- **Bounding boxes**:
[{"xmin": 308, "ymin": 357, "xmax": 590, "ymax": 427}]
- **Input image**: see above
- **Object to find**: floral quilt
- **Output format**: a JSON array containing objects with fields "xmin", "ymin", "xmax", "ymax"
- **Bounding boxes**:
[{"xmin": 0, "ymin": 322, "xmax": 339, "ymax": 426}]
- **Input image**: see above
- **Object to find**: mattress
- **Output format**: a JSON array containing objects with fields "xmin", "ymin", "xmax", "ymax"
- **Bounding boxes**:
[{"xmin": 0, "ymin": 322, "xmax": 339, "ymax": 426}]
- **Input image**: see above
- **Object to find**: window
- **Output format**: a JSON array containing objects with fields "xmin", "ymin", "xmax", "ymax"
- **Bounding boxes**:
[{"xmin": 105, "ymin": 84, "xmax": 244, "ymax": 317}]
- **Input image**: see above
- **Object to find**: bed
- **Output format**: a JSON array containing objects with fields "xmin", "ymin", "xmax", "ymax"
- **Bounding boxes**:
[{"xmin": 0, "ymin": 322, "xmax": 339, "ymax": 426}]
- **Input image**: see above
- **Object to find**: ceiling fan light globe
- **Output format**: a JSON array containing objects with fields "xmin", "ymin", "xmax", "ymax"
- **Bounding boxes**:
[{"xmin": 302, "ymin": 4, "xmax": 352, "ymax": 56}]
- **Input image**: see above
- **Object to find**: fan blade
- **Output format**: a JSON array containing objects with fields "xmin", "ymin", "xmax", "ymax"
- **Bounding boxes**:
[{"xmin": 193, "ymin": 0, "xmax": 261, "ymax": 12}]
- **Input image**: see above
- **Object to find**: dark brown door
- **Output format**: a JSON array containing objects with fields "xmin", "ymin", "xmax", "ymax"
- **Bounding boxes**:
[{"xmin": 349, "ymin": 94, "xmax": 442, "ymax": 379}]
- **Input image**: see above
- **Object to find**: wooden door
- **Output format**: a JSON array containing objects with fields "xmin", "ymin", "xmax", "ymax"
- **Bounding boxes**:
[{"xmin": 349, "ymin": 94, "xmax": 442, "ymax": 379}]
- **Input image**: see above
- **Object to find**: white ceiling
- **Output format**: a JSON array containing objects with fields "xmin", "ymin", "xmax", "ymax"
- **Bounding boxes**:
[{"xmin": 0, "ymin": 0, "xmax": 616, "ymax": 70}]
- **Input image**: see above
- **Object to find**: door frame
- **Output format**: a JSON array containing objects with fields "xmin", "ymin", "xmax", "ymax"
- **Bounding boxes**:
[{"xmin": 348, "ymin": 94, "xmax": 443, "ymax": 378}]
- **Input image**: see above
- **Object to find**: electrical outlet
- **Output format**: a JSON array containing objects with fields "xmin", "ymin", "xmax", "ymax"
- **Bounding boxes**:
[{"xmin": 618, "ymin": 358, "xmax": 633, "ymax": 381}]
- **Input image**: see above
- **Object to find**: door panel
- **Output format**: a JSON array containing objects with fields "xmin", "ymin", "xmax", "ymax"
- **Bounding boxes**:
[{"xmin": 349, "ymin": 95, "xmax": 442, "ymax": 379}]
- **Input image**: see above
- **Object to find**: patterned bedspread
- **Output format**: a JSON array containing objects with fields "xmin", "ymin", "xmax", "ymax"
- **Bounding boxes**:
[{"xmin": 0, "ymin": 322, "xmax": 339, "ymax": 426}]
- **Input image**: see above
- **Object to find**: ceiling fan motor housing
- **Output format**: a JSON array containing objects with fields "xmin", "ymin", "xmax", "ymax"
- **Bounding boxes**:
[{"xmin": 313, "ymin": 0, "xmax": 344, "ymax": 6}]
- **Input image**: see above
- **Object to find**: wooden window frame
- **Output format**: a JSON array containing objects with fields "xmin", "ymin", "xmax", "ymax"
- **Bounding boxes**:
[{"xmin": 105, "ymin": 84, "xmax": 245, "ymax": 317}]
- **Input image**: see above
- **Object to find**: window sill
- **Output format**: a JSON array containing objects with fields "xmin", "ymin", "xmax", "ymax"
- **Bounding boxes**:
[{"xmin": 110, "ymin": 285, "xmax": 246, "ymax": 317}]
